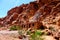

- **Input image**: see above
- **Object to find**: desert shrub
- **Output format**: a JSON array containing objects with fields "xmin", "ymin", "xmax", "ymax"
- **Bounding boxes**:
[
  {"xmin": 18, "ymin": 29, "xmax": 44, "ymax": 40},
  {"xmin": 29, "ymin": 30, "xmax": 44, "ymax": 40},
  {"xmin": 10, "ymin": 25, "xmax": 21, "ymax": 30}
]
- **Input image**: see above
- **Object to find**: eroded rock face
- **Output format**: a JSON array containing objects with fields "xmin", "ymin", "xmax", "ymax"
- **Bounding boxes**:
[
  {"xmin": 36, "ymin": 0, "xmax": 60, "ymax": 3},
  {"xmin": 0, "ymin": 0, "xmax": 60, "ymax": 29}
]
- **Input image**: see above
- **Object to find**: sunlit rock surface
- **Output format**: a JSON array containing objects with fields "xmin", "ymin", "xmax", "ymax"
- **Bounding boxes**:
[{"xmin": 0, "ymin": 0, "xmax": 60, "ymax": 31}]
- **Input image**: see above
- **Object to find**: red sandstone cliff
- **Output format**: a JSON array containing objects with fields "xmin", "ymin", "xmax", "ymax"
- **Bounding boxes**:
[{"xmin": 0, "ymin": 0, "xmax": 60, "ymax": 29}]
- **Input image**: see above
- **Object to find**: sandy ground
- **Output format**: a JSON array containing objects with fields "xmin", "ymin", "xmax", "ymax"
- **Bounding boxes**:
[
  {"xmin": 0, "ymin": 31, "xmax": 56, "ymax": 40},
  {"xmin": 0, "ymin": 35, "xmax": 21, "ymax": 40},
  {"xmin": 0, "ymin": 31, "xmax": 21, "ymax": 40}
]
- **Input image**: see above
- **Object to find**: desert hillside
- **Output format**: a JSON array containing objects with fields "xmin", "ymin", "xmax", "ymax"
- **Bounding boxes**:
[{"xmin": 0, "ymin": 0, "xmax": 60, "ymax": 40}]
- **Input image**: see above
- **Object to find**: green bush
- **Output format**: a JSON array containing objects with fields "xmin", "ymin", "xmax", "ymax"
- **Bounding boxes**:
[
  {"xmin": 29, "ymin": 30, "xmax": 44, "ymax": 40},
  {"xmin": 10, "ymin": 25, "xmax": 21, "ymax": 30}
]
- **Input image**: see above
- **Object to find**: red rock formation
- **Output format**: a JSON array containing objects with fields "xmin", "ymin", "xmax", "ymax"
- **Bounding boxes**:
[
  {"xmin": 0, "ymin": 1, "xmax": 60, "ymax": 40},
  {"xmin": 0, "ymin": 0, "xmax": 60, "ymax": 29}
]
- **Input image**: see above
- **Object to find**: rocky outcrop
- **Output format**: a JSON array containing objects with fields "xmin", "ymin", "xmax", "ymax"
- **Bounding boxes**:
[{"xmin": 0, "ymin": 0, "xmax": 60, "ymax": 29}]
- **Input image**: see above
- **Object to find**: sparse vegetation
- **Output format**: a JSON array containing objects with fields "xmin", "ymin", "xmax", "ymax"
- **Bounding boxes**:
[
  {"xmin": 18, "ymin": 29, "xmax": 44, "ymax": 40},
  {"xmin": 10, "ymin": 25, "xmax": 22, "ymax": 30},
  {"xmin": 29, "ymin": 30, "xmax": 44, "ymax": 40}
]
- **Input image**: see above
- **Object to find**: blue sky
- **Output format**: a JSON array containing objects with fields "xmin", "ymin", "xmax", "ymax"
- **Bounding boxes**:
[{"xmin": 0, "ymin": 0, "xmax": 34, "ymax": 18}]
